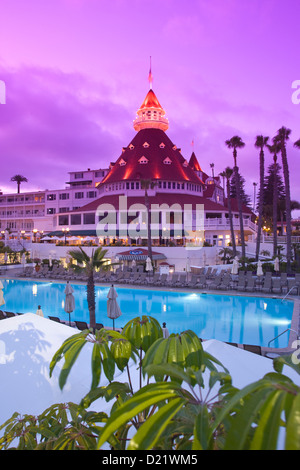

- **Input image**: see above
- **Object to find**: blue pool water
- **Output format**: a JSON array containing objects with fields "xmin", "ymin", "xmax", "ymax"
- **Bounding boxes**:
[{"xmin": 1, "ymin": 279, "xmax": 294, "ymax": 348}]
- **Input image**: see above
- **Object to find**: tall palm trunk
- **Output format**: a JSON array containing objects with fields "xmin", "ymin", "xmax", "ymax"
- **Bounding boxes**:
[
  {"xmin": 87, "ymin": 271, "xmax": 96, "ymax": 329},
  {"xmin": 233, "ymin": 150, "xmax": 245, "ymax": 259},
  {"xmin": 226, "ymin": 176, "xmax": 236, "ymax": 256},
  {"xmin": 254, "ymin": 137, "xmax": 269, "ymax": 260},
  {"xmin": 144, "ymin": 188, "xmax": 153, "ymax": 262},
  {"xmin": 273, "ymin": 157, "xmax": 278, "ymax": 257},
  {"xmin": 274, "ymin": 128, "xmax": 292, "ymax": 271},
  {"xmin": 281, "ymin": 146, "xmax": 292, "ymax": 271}
]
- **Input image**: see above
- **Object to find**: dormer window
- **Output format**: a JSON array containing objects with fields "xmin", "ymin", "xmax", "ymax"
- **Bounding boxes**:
[
  {"xmin": 139, "ymin": 156, "xmax": 149, "ymax": 164},
  {"xmin": 159, "ymin": 142, "xmax": 166, "ymax": 148},
  {"xmin": 143, "ymin": 142, "xmax": 150, "ymax": 148},
  {"xmin": 163, "ymin": 157, "xmax": 172, "ymax": 165},
  {"xmin": 183, "ymin": 160, "xmax": 188, "ymax": 167},
  {"xmin": 119, "ymin": 158, "xmax": 127, "ymax": 166},
  {"xmin": 172, "ymin": 145, "xmax": 177, "ymax": 150},
  {"xmin": 129, "ymin": 144, "xmax": 135, "ymax": 150}
]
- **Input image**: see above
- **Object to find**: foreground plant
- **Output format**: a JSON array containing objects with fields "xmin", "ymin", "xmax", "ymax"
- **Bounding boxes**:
[{"xmin": 1, "ymin": 316, "xmax": 300, "ymax": 450}]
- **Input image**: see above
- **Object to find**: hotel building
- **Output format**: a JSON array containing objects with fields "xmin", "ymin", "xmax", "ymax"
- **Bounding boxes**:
[{"xmin": 0, "ymin": 86, "xmax": 257, "ymax": 249}]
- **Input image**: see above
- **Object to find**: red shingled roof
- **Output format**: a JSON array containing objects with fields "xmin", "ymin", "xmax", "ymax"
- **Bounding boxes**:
[
  {"xmin": 100, "ymin": 128, "xmax": 205, "ymax": 186},
  {"xmin": 74, "ymin": 192, "xmax": 235, "ymax": 213}
]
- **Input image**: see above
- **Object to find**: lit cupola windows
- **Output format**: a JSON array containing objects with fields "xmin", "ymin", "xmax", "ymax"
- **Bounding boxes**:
[
  {"xmin": 143, "ymin": 142, "xmax": 150, "ymax": 148},
  {"xmin": 159, "ymin": 142, "xmax": 166, "ymax": 148},
  {"xmin": 119, "ymin": 158, "xmax": 127, "ymax": 166},
  {"xmin": 139, "ymin": 156, "xmax": 149, "ymax": 164},
  {"xmin": 163, "ymin": 157, "xmax": 172, "ymax": 165}
]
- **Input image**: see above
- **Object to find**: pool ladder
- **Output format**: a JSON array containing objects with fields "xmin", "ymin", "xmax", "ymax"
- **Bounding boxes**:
[
  {"xmin": 281, "ymin": 285, "xmax": 299, "ymax": 302},
  {"xmin": 268, "ymin": 328, "xmax": 299, "ymax": 348}
]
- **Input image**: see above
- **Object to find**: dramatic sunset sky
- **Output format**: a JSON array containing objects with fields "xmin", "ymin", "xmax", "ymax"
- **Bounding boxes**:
[{"xmin": 0, "ymin": 0, "xmax": 299, "ymax": 212}]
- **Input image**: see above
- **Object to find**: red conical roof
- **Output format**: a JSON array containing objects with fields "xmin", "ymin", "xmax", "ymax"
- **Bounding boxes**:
[{"xmin": 100, "ymin": 128, "xmax": 205, "ymax": 186}]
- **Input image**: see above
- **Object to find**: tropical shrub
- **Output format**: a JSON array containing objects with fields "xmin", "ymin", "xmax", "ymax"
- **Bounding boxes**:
[{"xmin": 0, "ymin": 316, "xmax": 300, "ymax": 450}]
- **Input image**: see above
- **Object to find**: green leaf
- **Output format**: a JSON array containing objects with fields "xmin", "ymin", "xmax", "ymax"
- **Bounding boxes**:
[
  {"xmin": 250, "ymin": 390, "xmax": 286, "ymax": 450},
  {"xmin": 285, "ymin": 393, "xmax": 300, "ymax": 449},
  {"xmin": 91, "ymin": 342, "xmax": 101, "ymax": 389},
  {"xmin": 96, "ymin": 382, "xmax": 181, "ymax": 449},
  {"xmin": 58, "ymin": 338, "xmax": 87, "ymax": 390},
  {"xmin": 128, "ymin": 398, "xmax": 185, "ymax": 450},
  {"xmin": 193, "ymin": 405, "xmax": 210, "ymax": 450}
]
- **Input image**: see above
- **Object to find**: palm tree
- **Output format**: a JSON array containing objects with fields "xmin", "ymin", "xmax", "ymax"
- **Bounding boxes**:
[
  {"xmin": 10, "ymin": 174, "xmax": 28, "ymax": 193},
  {"xmin": 254, "ymin": 135, "xmax": 269, "ymax": 261},
  {"xmin": 267, "ymin": 142, "xmax": 281, "ymax": 257},
  {"xmin": 141, "ymin": 179, "xmax": 157, "ymax": 262},
  {"xmin": 225, "ymin": 136, "xmax": 246, "ymax": 259},
  {"xmin": 68, "ymin": 246, "xmax": 109, "ymax": 329},
  {"xmin": 220, "ymin": 167, "xmax": 236, "ymax": 256},
  {"xmin": 273, "ymin": 127, "xmax": 292, "ymax": 271}
]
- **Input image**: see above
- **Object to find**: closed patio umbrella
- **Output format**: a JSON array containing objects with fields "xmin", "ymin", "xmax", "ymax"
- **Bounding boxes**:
[
  {"xmin": 274, "ymin": 257, "xmax": 280, "ymax": 273},
  {"xmin": 231, "ymin": 257, "xmax": 239, "ymax": 275},
  {"xmin": 64, "ymin": 281, "xmax": 75, "ymax": 326},
  {"xmin": 257, "ymin": 260, "xmax": 264, "ymax": 277},
  {"xmin": 21, "ymin": 253, "xmax": 26, "ymax": 270},
  {"xmin": 186, "ymin": 257, "xmax": 191, "ymax": 281},
  {"xmin": 0, "ymin": 281, "xmax": 5, "ymax": 307},
  {"xmin": 107, "ymin": 284, "xmax": 122, "ymax": 330},
  {"xmin": 146, "ymin": 257, "xmax": 153, "ymax": 272},
  {"xmin": 131, "ymin": 259, "xmax": 136, "ymax": 268}
]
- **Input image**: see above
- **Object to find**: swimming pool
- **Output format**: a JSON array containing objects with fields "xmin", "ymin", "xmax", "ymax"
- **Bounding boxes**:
[{"xmin": 1, "ymin": 279, "xmax": 295, "ymax": 348}]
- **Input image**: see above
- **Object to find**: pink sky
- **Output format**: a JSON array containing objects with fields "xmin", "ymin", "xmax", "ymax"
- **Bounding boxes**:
[{"xmin": 0, "ymin": 0, "xmax": 299, "ymax": 214}]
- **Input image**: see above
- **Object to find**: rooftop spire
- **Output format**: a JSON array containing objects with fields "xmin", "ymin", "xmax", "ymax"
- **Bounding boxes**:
[
  {"xmin": 133, "ymin": 62, "xmax": 169, "ymax": 132},
  {"xmin": 148, "ymin": 56, "xmax": 153, "ymax": 90}
]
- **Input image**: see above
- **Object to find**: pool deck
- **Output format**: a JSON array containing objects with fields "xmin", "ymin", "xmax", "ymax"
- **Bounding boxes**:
[{"xmin": 1, "ymin": 270, "xmax": 299, "ymax": 359}]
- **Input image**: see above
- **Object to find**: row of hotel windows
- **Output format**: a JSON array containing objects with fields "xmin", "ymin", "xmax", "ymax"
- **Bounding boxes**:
[
  {"xmin": 73, "ymin": 171, "xmax": 106, "ymax": 179},
  {"xmin": 105, "ymin": 181, "xmax": 202, "ymax": 192},
  {"xmin": 47, "ymin": 191, "xmax": 98, "ymax": 201}
]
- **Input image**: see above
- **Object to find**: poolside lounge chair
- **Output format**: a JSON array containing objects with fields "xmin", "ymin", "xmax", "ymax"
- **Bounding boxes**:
[
  {"xmin": 204, "ymin": 267, "xmax": 212, "ymax": 278},
  {"xmin": 195, "ymin": 275, "xmax": 207, "ymax": 289},
  {"xmin": 208, "ymin": 268, "xmax": 218, "ymax": 279},
  {"xmin": 75, "ymin": 321, "xmax": 89, "ymax": 331},
  {"xmin": 95, "ymin": 323, "xmax": 104, "ymax": 331},
  {"xmin": 125, "ymin": 272, "xmax": 141, "ymax": 284},
  {"xmin": 280, "ymin": 273, "xmax": 288, "ymax": 289},
  {"xmin": 272, "ymin": 278, "xmax": 282, "ymax": 294},
  {"xmin": 261, "ymin": 277, "xmax": 272, "ymax": 293},
  {"xmin": 153, "ymin": 274, "xmax": 167, "ymax": 286},
  {"xmin": 135, "ymin": 273, "xmax": 148, "ymax": 285},
  {"xmin": 286, "ymin": 278, "xmax": 298, "ymax": 295},
  {"xmin": 236, "ymin": 276, "xmax": 247, "ymax": 291},
  {"xmin": 245, "ymin": 276, "xmax": 256, "ymax": 292},
  {"xmin": 165, "ymin": 273, "xmax": 178, "ymax": 287},
  {"xmin": 118, "ymin": 272, "xmax": 131, "ymax": 283},
  {"xmin": 150, "ymin": 273, "xmax": 161, "ymax": 286},
  {"xmin": 209, "ymin": 275, "xmax": 222, "ymax": 290},
  {"xmin": 186, "ymin": 274, "xmax": 198, "ymax": 288},
  {"xmin": 147, "ymin": 273, "xmax": 160, "ymax": 285},
  {"xmin": 48, "ymin": 316, "xmax": 62, "ymax": 323},
  {"xmin": 5, "ymin": 311, "xmax": 16, "ymax": 318},
  {"xmin": 174, "ymin": 274, "xmax": 186, "ymax": 287},
  {"xmin": 0, "ymin": 310, "xmax": 6, "ymax": 320},
  {"xmin": 243, "ymin": 344, "xmax": 262, "ymax": 356},
  {"xmin": 217, "ymin": 275, "xmax": 232, "ymax": 290}
]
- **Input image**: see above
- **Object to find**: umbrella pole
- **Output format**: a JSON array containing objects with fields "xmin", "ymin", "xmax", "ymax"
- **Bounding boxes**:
[{"xmin": 113, "ymin": 318, "xmax": 115, "ymax": 331}]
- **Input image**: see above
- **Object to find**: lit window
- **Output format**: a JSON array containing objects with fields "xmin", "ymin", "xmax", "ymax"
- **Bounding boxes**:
[
  {"xmin": 143, "ymin": 142, "xmax": 150, "ymax": 148},
  {"xmin": 159, "ymin": 142, "xmax": 165, "ymax": 148},
  {"xmin": 138, "ymin": 156, "xmax": 149, "ymax": 164},
  {"xmin": 129, "ymin": 144, "xmax": 134, "ymax": 150},
  {"xmin": 163, "ymin": 157, "xmax": 172, "ymax": 165},
  {"xmin": 183, "ymin": 160, "xmax": 188, "ymax": 167},
  {"xmin": 119, "ymin": 158, "xmax": 126, "ymax": 166}
]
